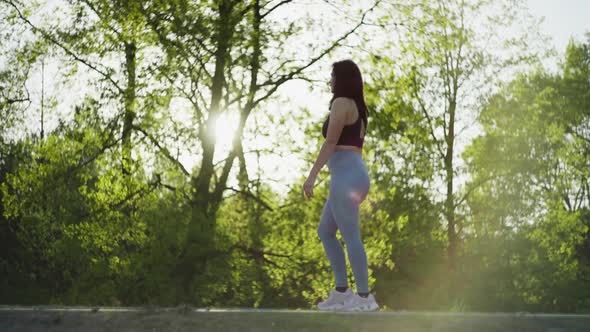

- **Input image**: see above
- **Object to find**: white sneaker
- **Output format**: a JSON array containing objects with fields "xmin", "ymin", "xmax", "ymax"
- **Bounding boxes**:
[
  {"xmin": 317, "ymin": 288, "xmax": 354, "ymax": 311},
  {"xmin": 341, "ymin": 293, "xmax": 380, "ymax": 312}
]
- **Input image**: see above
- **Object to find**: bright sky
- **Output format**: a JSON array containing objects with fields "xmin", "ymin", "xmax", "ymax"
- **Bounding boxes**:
[
  {"xmin": 527, "ymin": 0, "xmax": 590, "ymax": 54},
  {"xmin": 4, "ymin": 0, "xmax": 590, "ymax": 200}
]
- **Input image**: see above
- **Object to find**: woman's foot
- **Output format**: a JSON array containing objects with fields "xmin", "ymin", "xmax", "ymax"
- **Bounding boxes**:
[
  {"xmin": 341, "ymin": 292, "xmax": 380, "ymax": 311},
  {"xmin": 317, "ymin": 288, "xmax": 354, "ymax": 311}
]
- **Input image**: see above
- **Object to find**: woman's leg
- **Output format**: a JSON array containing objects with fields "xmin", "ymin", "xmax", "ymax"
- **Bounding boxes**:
[
  {"xmin": 317, "ymin": 198, "xmax": 348, "ymax": 288},
  {"xmin": 329, "ymin": 157, "xmax": 371, "ymax": 294},
  {"xmin": 329, "ymin": 198, "xmax": 369, "ymax": 294}
]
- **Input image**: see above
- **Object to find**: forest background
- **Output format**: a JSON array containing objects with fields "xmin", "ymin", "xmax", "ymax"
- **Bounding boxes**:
[{"xmin": 1, "ymin": 0, "xmax": 589, "ymax": 312}]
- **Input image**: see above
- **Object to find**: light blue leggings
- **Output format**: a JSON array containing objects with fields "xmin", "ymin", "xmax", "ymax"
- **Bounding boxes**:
[{"xmin": 317, "ymin": 150, "xmax": 371, "ymax": 293}]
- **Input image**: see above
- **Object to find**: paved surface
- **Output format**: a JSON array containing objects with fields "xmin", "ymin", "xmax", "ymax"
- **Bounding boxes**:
[{"xmin": 2, "ymin": 306, "xmax": 590, "ymax": 331}]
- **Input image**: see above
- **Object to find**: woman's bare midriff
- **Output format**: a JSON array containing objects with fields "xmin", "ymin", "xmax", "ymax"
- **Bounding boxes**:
[{"xmin": 335, "ymin": 145, "xmax": 362, "ymax": 154}]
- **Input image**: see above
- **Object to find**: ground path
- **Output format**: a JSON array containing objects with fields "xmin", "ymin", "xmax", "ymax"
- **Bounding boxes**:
[{"xmin": 2, "ymin": 306, "xmax": 590, "ymax": 331}]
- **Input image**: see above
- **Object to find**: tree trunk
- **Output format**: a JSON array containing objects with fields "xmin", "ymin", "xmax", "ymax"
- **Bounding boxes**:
[
  {"xmin": 445, "ymin": 98, "xmax": 457, "ymax": 271},
  {"xmin": 180, "ymin": 0, "xmax": 235, "ymax": 302},
  {"xmin": 122, "ymin": 41, "xmax": 136, "ymax": 176}
]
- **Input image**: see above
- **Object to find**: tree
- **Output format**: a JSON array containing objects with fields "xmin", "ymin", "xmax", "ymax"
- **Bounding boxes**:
[
  {"xmin": 462, "ymin": 38, "xmax": 590, "ymax": 311},
  {"xmin": 372, "ymin": 0, "xmax": 543, "ymax": 277}
]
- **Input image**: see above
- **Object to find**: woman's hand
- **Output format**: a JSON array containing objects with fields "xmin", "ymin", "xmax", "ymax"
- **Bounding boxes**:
[{"xmin": 303, "ymin": 174, "xmax": 317, "ymax": 199}]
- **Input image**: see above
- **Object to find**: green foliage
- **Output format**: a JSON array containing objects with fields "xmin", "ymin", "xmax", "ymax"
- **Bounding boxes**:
[
  {"xmin": 1, "ymin": 0, "xmax": 589, "ymax": 313},
  {"xmin": 461, "ymin": 39, "xmax": 590, "ymax": 312}
]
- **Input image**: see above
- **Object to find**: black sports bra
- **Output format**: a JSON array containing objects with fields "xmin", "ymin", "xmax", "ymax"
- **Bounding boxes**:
[{"xmin": 322, "ymin": 102, "xmax": 366, "ymax": 148}]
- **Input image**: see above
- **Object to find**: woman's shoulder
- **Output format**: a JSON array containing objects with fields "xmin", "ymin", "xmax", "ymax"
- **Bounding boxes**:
[
  {"xmin": 332, "ymin": 96, "xmax": 355, "ymax": 104},
  {"xmin": 331, "ymin": 97, "xmax": 356, "ymax": 110}
]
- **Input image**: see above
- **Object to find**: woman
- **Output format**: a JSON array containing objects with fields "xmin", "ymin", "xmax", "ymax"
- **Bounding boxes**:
[{"xmin": 303, "ymin": 59, "xmax": 379, "ymax": 312}]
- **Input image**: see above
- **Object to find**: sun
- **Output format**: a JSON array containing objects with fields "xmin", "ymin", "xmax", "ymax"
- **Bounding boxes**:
[{"xmin": 211, "ymin": 111, "xmax": 240, "ymax": 162}]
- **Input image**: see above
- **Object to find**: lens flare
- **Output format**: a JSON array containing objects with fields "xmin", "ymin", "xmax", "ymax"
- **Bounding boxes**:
[{"xmin": 348, "ymin": 190, "xmax": 363, "ymax": 205}]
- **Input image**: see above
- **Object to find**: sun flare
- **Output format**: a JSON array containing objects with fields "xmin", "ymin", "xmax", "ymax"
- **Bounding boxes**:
[{"xmin": 212, "ymin": 111, "xmax": 240, "ymax": 161}]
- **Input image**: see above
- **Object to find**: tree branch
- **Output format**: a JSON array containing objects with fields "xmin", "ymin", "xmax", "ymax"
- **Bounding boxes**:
[
  {"xmin": 224, "ymin": 186, "xmax": 274, "ymax": 211},
  {"xmin": 4, "ymin": 97, "xmax": 30, "ymax": 105},
  {"xmin": 411, "ymin": 87, "xmax": 446, "ymax": 160},
  {"xmin": 156, "ymin": 179, "xmax": 191, "ymax": 202},
  {"xmin": 132, "ymin": 124, "xmax": 191, "ymax": 176},
  {"xmin": 252, "ymin": 0, "xmax": 382, "ymax": 107},
  {"xmin": 260, "ymin": 0, "xmax": 293, "ymax": 19},
  {"xmin": 2, "ymin": 0, "xmax": 124, "ymax": 94}
]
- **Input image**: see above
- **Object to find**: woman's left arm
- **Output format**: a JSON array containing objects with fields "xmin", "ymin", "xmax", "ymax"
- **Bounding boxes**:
[{"xmin": 303, "ymin": 98, "xmax": 349, "ymax": 198}]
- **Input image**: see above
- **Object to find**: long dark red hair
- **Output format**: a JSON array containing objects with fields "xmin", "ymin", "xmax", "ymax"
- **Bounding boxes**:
[{"xmin": 329, "ymin": 59, "xmax": 369, "ymax": 127}]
